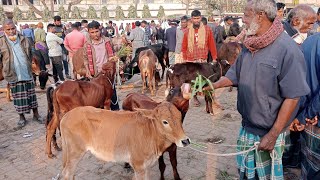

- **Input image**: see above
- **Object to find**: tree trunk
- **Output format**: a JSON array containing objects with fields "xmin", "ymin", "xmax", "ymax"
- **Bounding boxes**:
[
  {"xmin": 186, "ymin": 3, "xmax": 189, "ymax": 15},
  {"xmin": 22, "ymin": 0, "xmax": 44, "ymax": 17},
  {"xmin": 50, "ymin": 0, "xmax": 54, "ymax": 17},
  {"xmin": 67, "ymin": 0, "xmax": 83, "ymax": 18}
]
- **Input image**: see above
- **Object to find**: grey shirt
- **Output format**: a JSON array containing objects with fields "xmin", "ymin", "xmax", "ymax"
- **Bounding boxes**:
[
  {"xmin": 225, "ymin": 32, "xmax": 310, "ymax": 136},
  {"xmin": 127, "ymin": 27, "xmax": 145, "ymax": 49},
  {"xmin": 175, "ymin": 28, "xmax": 184, "ymax": 53}
]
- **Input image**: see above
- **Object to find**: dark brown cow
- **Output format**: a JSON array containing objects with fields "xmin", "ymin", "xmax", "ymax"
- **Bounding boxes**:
[
  {"xmin": 45, "ymin": 61, "xmax": 116, "ymax": 158},
  {"xmin": 166, "ymin": 60, "xmax": 231, "ymax": 115},
  {"xmin": 122, "ymin": 85, "xmax": 190, "ymax": 180}
]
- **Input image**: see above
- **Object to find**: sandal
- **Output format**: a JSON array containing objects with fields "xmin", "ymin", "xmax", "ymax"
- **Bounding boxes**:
[
  {"xmin": 33, "ymin": 116, "xmax": 44, "ymax": 124},
  {"xmin": 17, "ymin": 119, "xmax": 26, "ymax": 128}
]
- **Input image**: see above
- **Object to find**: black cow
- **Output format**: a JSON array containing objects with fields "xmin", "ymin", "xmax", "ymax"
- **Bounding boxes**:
[
  {"xmin": 166, "ymin": 60, "xmax": 231, "ymax": 115},
  {"xmin": 124, "ymin": 44, "xmax": 169, "ymax": 80}
]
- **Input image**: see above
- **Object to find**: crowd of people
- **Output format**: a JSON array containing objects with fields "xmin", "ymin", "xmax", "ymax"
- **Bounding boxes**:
[{"xmin": 0, "ymin": 0, "xmax": 320, "ymax": 179}]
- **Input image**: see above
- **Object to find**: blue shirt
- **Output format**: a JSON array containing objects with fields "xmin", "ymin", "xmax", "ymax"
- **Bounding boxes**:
[
  {"xmin": 7, "ymin": 36, "xmax": 33, "ymax": 82},
  {"xmin": 296, "ymin": 33, "xmax": 320, "ymax": 127},
  {"xmin": 22, "ymin": 28, "xmax": 34, "ymax": 41},
  {"xmin": 225, "ymin": 32, "xmax": 310, "ymax": 136}
]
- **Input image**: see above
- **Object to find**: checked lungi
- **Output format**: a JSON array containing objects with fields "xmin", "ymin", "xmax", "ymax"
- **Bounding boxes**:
[
  {"xmin": 301, "ymin": 125, "xmax": 320, "ymax": 180},
  {"xmin": 236, "ymin": 127, "xmax": 285, "ymax": 180},
  {"xmin": 9, "ymin": 80, "xmax": 38, "ymax": 114}
]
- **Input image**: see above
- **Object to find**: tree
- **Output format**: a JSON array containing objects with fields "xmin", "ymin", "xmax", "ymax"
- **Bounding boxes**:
[
  {"xmin": 180, "ymin": 0, "xmax": 198, "ymax": 15},
  {"xmin": 100, "ymin": 6, "xmax": 109, "ymax": 20},
  {"xmin": 87, "ymin": 6, "xmax": 97, "ymax": 19},
  {"xmin": 58, "ymin": 6, "xmax": 68, "ymax": 19},
  {"xmin": 115, "ymin": 6, "xmax": 125, "ymax": 20},
  {"xmin": 142, "ymin": 5, "xmax": 151, "ymax": 18},
  {"xmin": 67, "ymin": 0, "xmax": 83, "ymax": 18},
  {"xmin": 157, "ymin": 5, "xmax": 165, "ymax": 20},
  {"xmin": 26, "ymin": 7, "xmax": 37, "ymax": 20},
  {"xmin": 127, "ymin": 5, "xmax": 137, "ymax": 18},
  {"xmin": 43, "ymin": 6, "xmax": 51, "ymax": 22},
  {"xmin": 0, "ymin": 6, "xmax": 5, "ymax": 22},
  {"xmin": 13, "ymin": 7, "xmax": 23, "ymax": 21},
  {"xmin": 71, "ymin": 6, "xmax": 82, "ymax": 19}
]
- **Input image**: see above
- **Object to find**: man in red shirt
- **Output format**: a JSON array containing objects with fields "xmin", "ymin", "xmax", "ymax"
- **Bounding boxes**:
[
  {"xmin": 182, "ymin": 10, "xmax": 217, "ymax": 63},
  {"xmin": 181, "ymin": 10, "xmax": 218, "ymax": 106}
]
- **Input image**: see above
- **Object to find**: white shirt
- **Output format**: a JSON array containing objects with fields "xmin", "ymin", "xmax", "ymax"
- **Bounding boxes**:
[{"xmin": 46, "ymin": 32, "xmax": 63, "ymax": 57}]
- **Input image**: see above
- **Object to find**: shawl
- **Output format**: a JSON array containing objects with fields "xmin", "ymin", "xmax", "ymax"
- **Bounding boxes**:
[{"xmin": 188, "ymin": 22, "xmax": 206, "ymax": 53}]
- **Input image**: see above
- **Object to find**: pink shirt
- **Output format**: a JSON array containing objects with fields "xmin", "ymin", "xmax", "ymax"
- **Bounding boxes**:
[
  {"xmin": 92, "ymin": 40, "xmax": 107, "ymax": 73},
  {"xmin": 64, "ymin": 30, "xmax": 86, "ymax": 57}
]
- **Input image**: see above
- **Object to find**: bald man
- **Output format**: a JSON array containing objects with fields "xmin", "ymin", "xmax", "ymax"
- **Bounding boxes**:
[
  {"xmin": 0, "ymin": 19, "xmax": 44, "ymax": 128},
  {"xmin": 283, "ymin": 4, "xmax": 317, "ymax": 44}
]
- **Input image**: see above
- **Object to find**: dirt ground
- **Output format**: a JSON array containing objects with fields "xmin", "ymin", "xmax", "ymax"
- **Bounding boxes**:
[{"xmin": 0, "ymin": 76, "xmax": 300, "ymax": 180}]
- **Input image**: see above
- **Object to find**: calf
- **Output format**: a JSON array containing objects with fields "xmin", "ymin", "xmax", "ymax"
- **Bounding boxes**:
[
  {"xmin": 45, "ymin": 61, "xmax": 116, "ymax": 158},
  {"xmin": 166, "ymin": 60, "xmax": 231, "ymax": 115},
  {"xmin": 138, "ymin": 49, "xmax": 158, "ymax": 96},
  {"xmin": 60, "ymin": 102, "xmax": 190, "ymax": 180},
  {"xmin": 124, "ymin": 43, "xmax": 169, "ymax": 80},
  {"xmin": 122, "ymin": 85, "xmax": 190, "ymax": 180}
]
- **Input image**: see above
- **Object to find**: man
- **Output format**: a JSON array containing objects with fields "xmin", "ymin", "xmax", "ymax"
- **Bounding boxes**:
[
  {"xmin": 289, "ymin": 33, "xmax": 320, "ymax": 180},
  {"xmin": 182, "ymin": 10, "xmax": 217, "ymax": 106},
  {"xmin": 106, "ymin": 21, "xmax": 115, "ymax": 38},
  {"xmin": 310, "ymin": 8, "xmax": 320, "ymax": 35},
  {"xmin": 0, "ymin": 19, "xmax": 44, "ymax": 127},
  {"xmin": 175, "ymin": 16, "xmax": 189, "ymax": 64},
  {"xmin": 141, "ymin": 20, "xmax": 151, "ymax": 46},
  {"xmin": 215, "ymin": 16, "xmax": 233, "ymax": 50},
  {"xmin": 283, "ymin": 5, "xmax": 316, "ymax": 45},
  {"xmin": 164, "ymin": 21, "xmax": 177, "ymax": 65},
  {"xmin": 155, "ymin": 24, "xmax": 165, "ymax": 44},
  {"xmin": 205, "ymin": 0, "xmax": 310, "ymax": 179},
  {"xmin": 22, "ymin": 24, "xmax": 34, "ymax": 46},
  {"xmin": 34, "ymin": 22, "xmax": 50, "ymax": 71},
  {"xmin": 53, "ymin": 16, "xmax": 71, "ymax": 79},
  {"xmin": 126, "ymin": 21, "xmax": 144, "ymax": 59},
  {"xmin": 80, "ymin": 19, "xmax": 89, "ymax": 40},
  {"xmin": 82, "ymin": 21, "xmax": 119, "ymax": 110},
  {"xmin": 64, "ymin": 22, "xmax": 86, "ymax": 79},
  {"xmin": 207, "ymin": 16, "xmax": 217, "ymax": 34},
  {"xmin": 276, "ymin": 2, "xmax": 286, "ymax": 20},
  {"xmin": 46, "ymin": 24, "xmax": 65, "ymax": 83}
]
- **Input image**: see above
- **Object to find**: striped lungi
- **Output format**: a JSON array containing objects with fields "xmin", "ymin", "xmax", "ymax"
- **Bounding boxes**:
[
  {"xmin": 9, "ymin": 80, "xmax": 38, "ymax": 114},
  {"xmin": 301, "ymin": 125, "xmax": 320, "ymax": 180},
  {"xmin": 236, "ymin": 127, "xmax": 285, "ymax": 180}
]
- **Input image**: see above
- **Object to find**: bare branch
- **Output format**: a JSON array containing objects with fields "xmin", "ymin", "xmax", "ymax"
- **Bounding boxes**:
[
  {"xmin": 22, "ymin": 0, "xmax": 44, "ymax": 17},
  {"xmin": 67, "ymin": 0, "xmax": 83, "ymax": 18}
]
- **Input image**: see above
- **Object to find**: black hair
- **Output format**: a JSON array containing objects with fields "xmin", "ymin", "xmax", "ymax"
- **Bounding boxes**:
[
  {"xmin": 151, "ymin": 20, "xmax": 155, "ymax": 23},
  {"xmin": 318, "ymin": 7, "xmax": 320, "ymax": 15},
  {"xmin": 201, "ymin": 17, "xmax": 208, "ymax": 25},
  {"xmin": 88, "ymin": 21, "xmax": 100, "ymax": 30},
  {"xmin": 224, "ymin": 16, "xmax": 233, "ymax": 22},
  {"xmin": 135, "ymin": 21, "xmax": 141, "ymax": 26},
  {"xmin": 141, "ymin": 20, "xmax": 147, "ymax": 24},
  {"xmin": 191, "ymin": 10, "xmax": 201, "ymax": 17},
  {"xmin": 181, "ymin": 15, "xmax": 189, "ymax": 21},
  {"xmin": 276, "ymin": 2, "xmax": 286, "ymax": 11},
  {"xmin": 228, "ymin": 23, "xmax": 241, "ymax": 37},
  {"xmin": 53, "ymin": 16, "xmax": 61, "ymax": 21},
  {"xmin": 81, "ymin": 19, "xmax": 88, "ymax": 24},
  {"xmin": 47, "ymin": 23, "xmax": 55, "ymax": 31},
  {"xmin": 108, "ymin": 20, "xmax": 113, "ymax": 24},
  {"xmin": 72, "ymin": 22, "xmax": 81, "ymax": 28}
]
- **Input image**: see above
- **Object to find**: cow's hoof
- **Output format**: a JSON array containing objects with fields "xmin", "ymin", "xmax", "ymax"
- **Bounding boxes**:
[
  {"xmin": 47, "ymin": 153, "xmax": 56, "ymax": 159},
  {"xmin": 210, "ymin": 113, "xmax": 214, "ymax": 116},
  {"xmin": 54, "ymin": 145, "xmax": 62, "ymax": 151}
]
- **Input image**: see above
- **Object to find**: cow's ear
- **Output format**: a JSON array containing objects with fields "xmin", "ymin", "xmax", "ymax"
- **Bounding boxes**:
[{"xmin": 135, "ymin": 108, "xmax": 155, "ymax": 119}]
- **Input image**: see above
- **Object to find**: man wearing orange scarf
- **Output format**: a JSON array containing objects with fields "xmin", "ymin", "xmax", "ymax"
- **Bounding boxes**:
[{"xmin": 181, "ymin": 10, "xmax": 217, "ymax": 63}]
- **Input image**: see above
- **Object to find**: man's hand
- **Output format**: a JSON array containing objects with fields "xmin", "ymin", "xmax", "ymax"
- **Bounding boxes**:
[
  {"xmin": 258, "ymin": 132, "xmax": 278, "ymax": 152},
  {"xmin": 306, "ymin": 116, "xmax": 318, "ymax": 126},
  {"xmin": 289, "ymin": 119, "xmax": 305, "ymax": 131},
  {"xmin": 86, "ymin": 70, "xmax": 93, "ymax": 78},
  {"xmin": 45, "ymin": 64, "xmax": 51, "ymax": 70}
]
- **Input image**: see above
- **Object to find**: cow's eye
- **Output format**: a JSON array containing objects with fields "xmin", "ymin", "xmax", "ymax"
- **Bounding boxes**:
[
  {"xmin": 170, "ymin": 89, "xmax": 174, "ymax": 94},
  {"xmin": 162, "ymin": 120, "xmax": 169, "ymax": 125}
]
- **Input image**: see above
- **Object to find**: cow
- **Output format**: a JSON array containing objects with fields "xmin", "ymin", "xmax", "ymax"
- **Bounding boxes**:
[
  {"xmin": 138, "ymin": 49, "xmax": 159, "ymax": 96},
  {"xmin": 45, "ymin": 61, "xmax": 116, "ymax": 158},
  {"xmin": 59, "ymin": 102, "xmax": 190, "ymax": 180},
  {"xmin": 124, "ymin": 44, "xmax": 169, "ymax": 81},
  {"xmin": 122, "ymin": 85, "xmax": 190, "ymax": 180},
  {"xmin": 166, "ymin": 60, "xmax": 231, "ymax": 115}
]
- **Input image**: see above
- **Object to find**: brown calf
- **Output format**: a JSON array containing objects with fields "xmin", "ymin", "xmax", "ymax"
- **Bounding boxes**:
[
  {"xmin": 122, "ymin": 85, "xmax": 190, "ymax": 180},
  {"xmin": 60, "ymin": 102, "xmax": 190, "ymax": 180},
  {"xmin": 138, "ymin": 49, "xmax": 158, "ymax": 96},
  {"xmin": 45, "ymin": 61, "xmax": 116, "ymax": 158}
]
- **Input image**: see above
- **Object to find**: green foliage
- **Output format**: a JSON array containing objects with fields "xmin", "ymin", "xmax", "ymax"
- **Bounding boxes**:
[
  {"xmin": 43, "ymin": 6, "xmax": 51, "ymax": 22},
  {"xmin": 87, "ymin": 6, "xmax": 97, "ymax": 19},
  {"xmin": 71, "ymin": 6, "xmax": 82, "ymax": 19},
  {"xmin": 127, "ymin": 5, "xmax": 137, "ymax": 18},
  {"xmin": 13, "ymin": 7, "xmax": 23, "ymax": 21},
  {"xmin": 142, "ymin": 5, "xmax": 151, "ymax": 18},
  {"xmin": 0, "ymin": 6, "xmax": 5, "ymax": 22},
  {"xmin": 115, "ymin": 6, "xmax": 125, "ymax": 20},
  {"xmin": 26, "ymin": 7, "xmax": 37, "ymax": 20},
  {"xmin": 58, "ymin": 6, "xmax": 68, "ymax": 19},
  {"xmin": 157, "ymin": 5, "xmax": 165, "ymax": 19},
  {"xmin": 100, "ymin": 6, "xmax": 109, "ymax": 19}
]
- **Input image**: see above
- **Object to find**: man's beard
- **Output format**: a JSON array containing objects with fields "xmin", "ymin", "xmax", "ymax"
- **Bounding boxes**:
[
  {"xmin": 8, "ymin": 34, "xmax": 17, "ymax": 41},
  {"xmin": 246, "ymin": 18, "xmax": 260, "ymax": 36},
  {"xmin": 193, "ymin": 23, "xmax": 200, "ymax": 29}
]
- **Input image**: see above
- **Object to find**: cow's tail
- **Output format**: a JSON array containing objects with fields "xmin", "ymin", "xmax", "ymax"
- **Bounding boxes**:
[
  {"xmin": 46, "ymin": 83, "xmax": 61, "ymax": 127},
  {"xmin": 166, "ymin": 68, "xmax": 173, "ymax": 88}
]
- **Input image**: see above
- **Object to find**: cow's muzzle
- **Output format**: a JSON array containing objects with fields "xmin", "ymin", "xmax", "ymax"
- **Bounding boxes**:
[{"xmin": 177, "ymin": 137, "xmax": 191, "ymax": 147}]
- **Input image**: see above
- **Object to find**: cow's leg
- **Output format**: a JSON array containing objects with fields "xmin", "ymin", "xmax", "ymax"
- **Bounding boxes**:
[
  {"xmin": 205, "ymin": 93, "xmax": 214, "ymax": 116},
  {"xmin": 6, "ymin": 83, "xmax": 11, "ymax": 101},
  {"xmin": 104, "ymin": 99, "xmax": 111, "ymax": 110},
  {"xmin": 158, "ymin": 155, "xmax": 166, "ymax": 180},
  {"xmin": 168, "ymin": 144, "xmax": 181, "ymax": 180},
  {"xmin": 141, "ymin": 73, "xmax": 146, "ymax": 94},
  {"xmin": 133, "ymin": 168, "xmax": 147, "ymax": 180},
  {"xmin": 52, "ymin": 129, "xmax": 61, "ymax": 151},
  {"xmin": 148, "ymin": 72, "xmax": 155, "ymax": 96},
  {"xmin": 161, "ymin": 64, "xmax": 165, "ymax": 80},
  {"xmin": 46, "ymin": 115, "xmax": 59, "ymax": 158}
]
